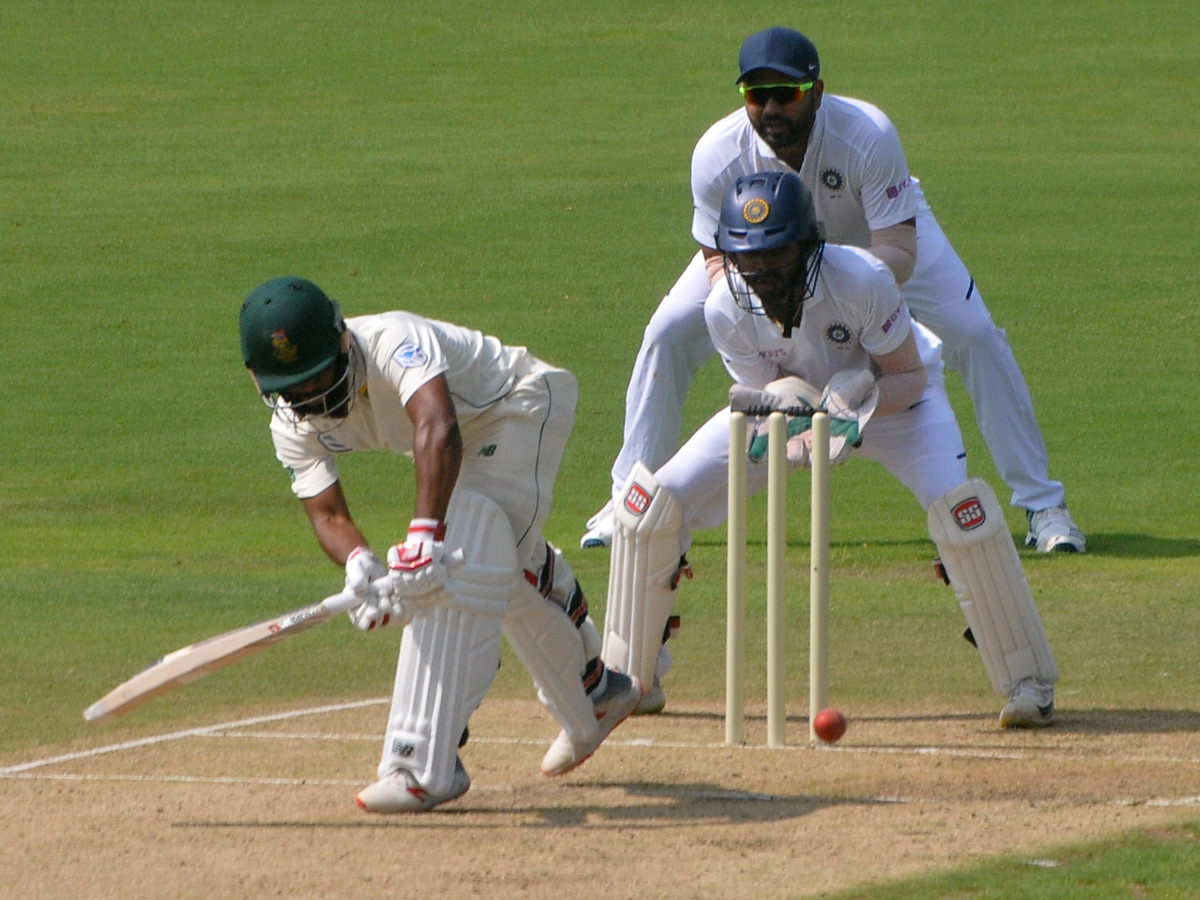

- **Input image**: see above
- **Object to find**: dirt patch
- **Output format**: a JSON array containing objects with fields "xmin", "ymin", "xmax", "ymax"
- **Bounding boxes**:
[{"xmin": 4, "ymin": 699, "xmax": 1198, "ymax": 899}]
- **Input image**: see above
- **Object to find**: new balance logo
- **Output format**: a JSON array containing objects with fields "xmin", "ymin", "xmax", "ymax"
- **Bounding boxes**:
[{"xmin": 477, "ymin": 445, "xmax": 497, "ymax": 457}]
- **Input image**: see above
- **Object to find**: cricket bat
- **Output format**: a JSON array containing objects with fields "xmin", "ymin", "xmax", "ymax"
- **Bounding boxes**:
[{"xmin": 84, "ymin": 589, "xmax": 360, "ymax": 725}]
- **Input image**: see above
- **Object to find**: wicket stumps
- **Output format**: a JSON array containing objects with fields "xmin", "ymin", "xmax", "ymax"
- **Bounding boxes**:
[{"xmin": 726, "ymin": 409, "xmax": 831, "ymax": 747}]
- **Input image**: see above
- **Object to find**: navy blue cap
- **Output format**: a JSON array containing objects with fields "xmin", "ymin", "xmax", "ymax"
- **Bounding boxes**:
[{"xmin": 737, "ymin": 28, "xmax": 820, "ymax": 83}]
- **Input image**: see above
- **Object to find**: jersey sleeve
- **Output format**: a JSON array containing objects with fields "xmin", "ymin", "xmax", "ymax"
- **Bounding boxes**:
[
  {"xmin": 855, "ymin": 254, "xmax": 913, "ymax": 357},
  {"xmin": 272, "ymin": 428, "xmax": 339, "ymax": 500},
  {"xmin": 705, "ymin": 283, "xmax": 780, "ymax": 387},
  {"xmin": 377, "ymin": 320, "xmax": 450, "ymax": 406},
  {"xmin": 691, "ymin": 140, "xmax": 729, "ymax": 249},
  {"xmin": 854, "ymin": 107, "xmax": 920, "ymax": 231}
]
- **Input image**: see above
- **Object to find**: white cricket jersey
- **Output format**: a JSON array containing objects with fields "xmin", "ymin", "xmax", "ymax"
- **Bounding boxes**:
[
  {"xmin": 691, "ymin": 95, "xmax": 947, "ymax": 272},
  {"xmin": 269, "ymin": 311, "xmax": 528, "ymax": 499},
  {"xmin": 705, "ymin": 243, "xmax": 942, "ymax": 389}
]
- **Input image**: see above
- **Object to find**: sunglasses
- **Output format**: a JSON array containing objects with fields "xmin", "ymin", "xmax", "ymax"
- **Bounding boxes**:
[{"xmin": 739, "ymin": 81, "xmax": 815, "ymax": 107}]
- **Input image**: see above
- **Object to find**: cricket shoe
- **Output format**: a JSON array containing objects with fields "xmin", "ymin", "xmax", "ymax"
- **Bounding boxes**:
[
  {"xmin": 634, "ymin": 675, "xmax": 666, "ymax": 716},
  {"xmin": 999, "ymin": 677, "xmax": 1055, "ymax": 728},
  {"xmin": 1024, "ymin": 506, "xmax": 1085, "ymax": 554},
  {"xmin": 580, "ymin": 499, "xmax": 615, "ymax": 549},
  {"xmin": 356, "ymin": 757, "xmax": 471, "ymax": 813},
  {"xmin": 541, "ymin": 670, "xmax": 640, "ymax": 776}
]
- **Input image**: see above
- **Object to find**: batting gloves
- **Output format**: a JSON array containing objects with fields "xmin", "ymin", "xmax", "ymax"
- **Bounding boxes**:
[
  {"xmin": 384, "ymin": 518, "xmax": 449, "ymax": 603},
  {"xmin": 344, "ymin": 546, "xmax": 395, "ymax": 632}
]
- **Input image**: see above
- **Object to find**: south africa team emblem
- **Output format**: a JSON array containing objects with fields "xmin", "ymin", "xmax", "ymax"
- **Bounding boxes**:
[{"xmin": 270, "ymin": 329, "xmax": 299, "ymax": 364}]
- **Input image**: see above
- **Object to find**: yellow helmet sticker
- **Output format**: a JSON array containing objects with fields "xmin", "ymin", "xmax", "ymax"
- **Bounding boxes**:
[
  {"xmin": 742, "ymin": 198, "xmax": 770, "ymax": 224},
  {"xmin": 271, "ymin": 329, "xmax": 299, "ymax": 365}
]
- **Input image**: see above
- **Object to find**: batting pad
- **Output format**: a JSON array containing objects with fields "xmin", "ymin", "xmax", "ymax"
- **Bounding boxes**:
[
  {"xmin": 927, "ymin": 478, "xmax": 1058, "ymax": 695},
  {"xmin": 504, "ymin": 579, "xmax": 598, "ymax": 740},
  {"xmin": 379, "ymin": 491, "xmax": 516, "ymax": 794},
  {"xmin": 601, "ymin": 462, "xmax": 683, "ymax": 690}
]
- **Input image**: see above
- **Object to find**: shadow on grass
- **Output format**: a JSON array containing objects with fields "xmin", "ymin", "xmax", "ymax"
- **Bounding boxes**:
[
  {"xmin": 695, "ymin": 532, "xmax": 1200, "ymax": 559},
  {"xmin": 1065, "ymin": 533, "xmax": 1200, "ymax": 559},
  {"xmin": 1054, "ymin": 708, "xmax": 1200, "ymax": 734}
]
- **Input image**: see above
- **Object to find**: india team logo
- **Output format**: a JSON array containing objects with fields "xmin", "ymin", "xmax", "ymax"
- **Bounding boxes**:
[
  {"xmin": 742, "ymin": 198, "xmax": 770, "ymax": 224},
  {"xmin": 952, "ymin": 497, "xmax": 986, "ymax": 531},
  {"xmin": 825, "ymin": 323, "xmax": 853, "ymax": 346},
  {"xmin": 270, "ymin": 329, "xmax": 299, "ymax": 364},
  {"xmin": 624, "ymin": 483, "xmax": 652, "ymax": 518},
  {"xmin": 821, "ymin": 168, "xmax": 845, "ymax": 192}
]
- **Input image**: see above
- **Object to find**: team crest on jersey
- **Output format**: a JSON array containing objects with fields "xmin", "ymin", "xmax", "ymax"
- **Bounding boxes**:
[
  {"xmin": 271, "ymin": 329, "xmax": 299, "ymax": 364},
  {"xmin": 742, "ymin": 198, "xmax": 770, "ymax": 224},
  {"xmin": 821, "ymin": 168, "xmax": 845, "ymax": 192},
  {"xmin": 317, "ymin": 433, "xmax": 351, "ymax": 453},
  {"xmin": 825, "ymin": 322, "xmax": 853, "ymax": 346},
  {"xmin": 392, "ymin": 342, "xmax": 428, "ymax": 368},
  {"xmin": 951, "ymin": 497, "xmax": 986, "ymax": 531}
]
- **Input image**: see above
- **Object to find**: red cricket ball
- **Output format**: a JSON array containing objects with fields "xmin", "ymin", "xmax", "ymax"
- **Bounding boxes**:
[{"xmin": 813, "ymin": 707, "xmax": 847, "ymax": 743}]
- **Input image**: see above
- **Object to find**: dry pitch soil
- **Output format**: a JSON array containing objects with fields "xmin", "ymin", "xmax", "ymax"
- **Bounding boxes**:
[{"xmin": 4, "ymin": 697, "xmax": 1199, "ymax": 899}]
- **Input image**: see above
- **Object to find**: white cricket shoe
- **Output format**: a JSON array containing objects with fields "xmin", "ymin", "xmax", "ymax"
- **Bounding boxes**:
[
  {"xmin": 1025, "ymin": 506, "xmax": 1086, "ymax": 553},
  {"xmin": 999, "ymin": 677, "xmax": 1055, "ymax": 728},
  {"xmin": 541, "ymin": 670, "xmax": 640, "ymax": 776},
  {"xmin": 356, "ymin": 758, "xmax": 471, "ymax": 813},
  {"xmin": 580, "ymin": 499, "xmax": 615, "ymax": 549},
  {"xmin": 634, "ymin": 675, "xmax": 666, "ymax": 716}
]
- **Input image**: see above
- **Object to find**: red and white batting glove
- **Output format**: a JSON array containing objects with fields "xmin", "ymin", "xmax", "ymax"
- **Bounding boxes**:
[{"xmin": 381, "ymin": 518, "xmax": 449, "ymax": 606}]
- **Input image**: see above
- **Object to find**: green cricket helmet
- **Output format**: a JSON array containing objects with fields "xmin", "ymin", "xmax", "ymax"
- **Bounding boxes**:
[{"xmin": 239, "ymin": 276, "xmax": 345, "ymax": 393}]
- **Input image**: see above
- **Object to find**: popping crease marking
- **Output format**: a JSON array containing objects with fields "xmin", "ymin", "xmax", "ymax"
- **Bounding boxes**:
[{"xmin": 0, "ymin": 698, "xmax": 387, "ymax": 776}]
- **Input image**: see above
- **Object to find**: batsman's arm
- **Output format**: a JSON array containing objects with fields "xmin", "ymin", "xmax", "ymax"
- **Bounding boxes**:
[
  {"xmin": 301, "ymin": 482, "xmax": 370, "ymax": 567},
  {"xmin": 404, "ymin": 374, "xmax": 462, "ymax": 522}
]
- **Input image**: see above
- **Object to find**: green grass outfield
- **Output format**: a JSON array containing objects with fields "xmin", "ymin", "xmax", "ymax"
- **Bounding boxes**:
[{"xmin": 2, "ymin": 0, "xmax": 1198, "ymax": 895}]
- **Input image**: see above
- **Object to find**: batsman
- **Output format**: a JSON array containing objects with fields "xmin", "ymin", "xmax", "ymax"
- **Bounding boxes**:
[
  {"xmin": 602, "ymin": 171, "xmax": 1058, "ymax": 728},
  {"xmin": 239, "ymin": 277, "xmax": 639, "ymax": 813}
]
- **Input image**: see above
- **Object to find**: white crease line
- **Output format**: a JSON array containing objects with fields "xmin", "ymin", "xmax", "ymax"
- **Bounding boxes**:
[
  {"xmin": 113, "ymin": 729, "xmax": 1200, "ymax": 766},
  {"xmin": 6, "ymin": 770, "xmax": 1198, "ymax": 811},
  {"xmin": 7, "ymin": 703, "xmax": 1200, "ymax": 811},
  {"xmin": 0, "ymin": 699, "xmax": 387, "ymax": 776}
]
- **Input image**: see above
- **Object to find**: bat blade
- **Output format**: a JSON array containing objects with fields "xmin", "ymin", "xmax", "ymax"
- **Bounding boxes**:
[{"xmin": 84, "ymin": 590, "xmax": 358, "ymax": 726}]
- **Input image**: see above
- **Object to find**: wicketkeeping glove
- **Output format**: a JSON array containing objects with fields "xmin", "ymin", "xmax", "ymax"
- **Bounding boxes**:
[
  {"xmin": 820, "ymin": 369, "xmax": 880, "ymax": 464},
  {"xmin": 739, "ymin": 376, "xmax": 822, "ymax": 467}
]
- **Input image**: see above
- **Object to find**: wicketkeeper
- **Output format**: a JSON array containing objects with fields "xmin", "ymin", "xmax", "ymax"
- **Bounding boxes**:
[
  {"xmin": 601, "ymin": 172, "xmax": 1058, "ymax": 729},
  {"xmin": 584, "ymin": 27, "xmax": 1082, "ymax": 562},
  {"xmin": 239, "ymin": 277, "xmax": 639, "ymax": 813}
]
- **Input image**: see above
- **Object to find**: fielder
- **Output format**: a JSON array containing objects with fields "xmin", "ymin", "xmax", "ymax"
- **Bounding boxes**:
[
  {"xmin": 584, "ymin": 26, "xmax": 1083, "ymax": 560},
  {"xmin": 239, "ymin": 277, "xmax": 639, "ymax": 813},
  {"xmin": 601, "ymin": 172, "xmax": 1058, "ymax": 729}
]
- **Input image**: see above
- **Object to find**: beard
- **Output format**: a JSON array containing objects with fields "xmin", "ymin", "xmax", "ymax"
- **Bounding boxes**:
[{"xmin": 751, "ymin": 102, "xmax": 818, "ymax": 156}]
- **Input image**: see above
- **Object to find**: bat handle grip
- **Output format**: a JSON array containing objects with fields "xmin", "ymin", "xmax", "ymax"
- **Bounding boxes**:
[
  {"xmin": 322, "ymin": 590, "xmax": 363, "ymax": 616},
  {"xmin": 323, "ymin": 550, "xmax": 467, "ymax": 616}
]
